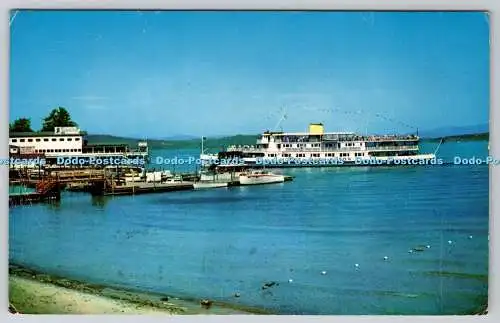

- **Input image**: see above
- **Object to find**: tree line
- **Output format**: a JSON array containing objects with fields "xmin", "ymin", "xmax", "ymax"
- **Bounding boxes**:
[{"xmin": 9, "ymin": 107, "xmax": 78, "ymax": 133}]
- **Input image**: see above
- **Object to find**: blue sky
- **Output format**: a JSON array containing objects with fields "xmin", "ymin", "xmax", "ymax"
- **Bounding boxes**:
[{"xmin": 10, "ymin": 11, "xmax": 489, "ymax": 138}]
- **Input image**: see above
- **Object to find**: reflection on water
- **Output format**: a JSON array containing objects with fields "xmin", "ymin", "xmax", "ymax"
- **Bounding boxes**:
[
  {"xmin": 91, "ymin": 196, "xmax": 110, "ymax": 208},
  {"xmin": 9, "ymin": 185, "xmax": 35, "ymax": 195}
]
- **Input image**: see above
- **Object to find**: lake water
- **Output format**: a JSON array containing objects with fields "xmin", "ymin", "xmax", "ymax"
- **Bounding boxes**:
[
  {"xmin": 9, "ymin": 185, "xmax": 35, "ymax": 195},
  {"xmin": 9, "ymin": 140, "xmax": 489, "ymax": 314}
]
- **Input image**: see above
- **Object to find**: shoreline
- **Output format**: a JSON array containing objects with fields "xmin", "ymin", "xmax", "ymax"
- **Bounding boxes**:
[
  {"xmin": 8, "ymin": 264, "xmax": 488, "ymax": 315},
  {"xmin": 9, "ymin": 263, "xmax": 269, "ymax": 315},
  {"xmin": 9, "ymin": 276, "xmax": 184, "ymax": 315}
]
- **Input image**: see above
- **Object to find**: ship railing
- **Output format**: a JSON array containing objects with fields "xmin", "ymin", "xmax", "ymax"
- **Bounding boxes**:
[
  {"xmin": 261, "ymin": 134, "xmax": 419, "ymax": 142},
  {"xmin": 282, "ymin": 146, "xmax": 418, "ymax": 152},
  {"xmin": 322, "ymin": 135, "xmax": 419, "ymax": 142},
  {"xmin": 126, "ymin": 148, "xmax": 149, "ymax": 153},
  {"xmin": 367, "ymin": 145, "xmax": 419, "ymax": 151},
  {"xmin": 283, "ymin": 147, "xmax": 365, "ymax": 152},
  {"xmin": 227, "ymin": 145, "xmax": 419, "ymax": 153},
  {"xmin": 363, "ymin": 137, "xmax": 419, "ymax": 142}
]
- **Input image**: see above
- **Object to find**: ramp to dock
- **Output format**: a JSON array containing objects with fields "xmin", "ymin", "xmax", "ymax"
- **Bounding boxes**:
[
  {"xmin": 9, "ymin": 178, "xmax": 61, "ymax": 207},
  {"xmin": 100, "ymin": 182, "xmax": 194, "ymax": 196}
]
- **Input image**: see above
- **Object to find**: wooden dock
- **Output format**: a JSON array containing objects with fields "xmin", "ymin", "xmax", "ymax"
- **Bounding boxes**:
[
  {"xmin": 9, "ymin": 192, "xmax": 60, "ymax": 206},
  {"xmin": 89, "ymin": 180, "xmax": 194, "ymax": 196},
  {"xmin": 9, "ymin": 180, "xmax": 39, "ymax": 188},
  {"xmin": 9, "ymin": 169, "xmax": 295, "ymax": 204},
  {"xmin": 9, "ymin": 179, "xmax": 61, "ymax": 207}
]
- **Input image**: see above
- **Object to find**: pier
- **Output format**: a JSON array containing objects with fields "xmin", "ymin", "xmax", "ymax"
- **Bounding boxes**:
[
  {"xmin": 9, "ymin": 178, "xmax": 61, "ymax": 207},
  {"xmin": 9, "ymin": 192, "xmax": 60, "ymax": 206},
  {"xmin": 9, "ymin": 166, "xmax": 295, "ymax": 206},
  {"xmin": 89, "ymin": 181, "xmax": 195, "ymax": 196},
  {"xmin": 9, "ymin": 169, "xmax": 105, "ymax": 206}
]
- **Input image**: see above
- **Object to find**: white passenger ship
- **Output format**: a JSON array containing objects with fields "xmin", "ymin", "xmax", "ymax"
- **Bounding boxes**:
[{"xmin": 201, "ymin": 123, "xmax": 436, "ymax": 167}]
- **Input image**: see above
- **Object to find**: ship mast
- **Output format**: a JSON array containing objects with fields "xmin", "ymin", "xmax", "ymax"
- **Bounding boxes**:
[
  {"xmin": 273, "ymin": 107, "xmax": 288, "ymax": 132},
  {"xmin": 201, "ymin": 136, "xmax": 206, "ymax": 154}
]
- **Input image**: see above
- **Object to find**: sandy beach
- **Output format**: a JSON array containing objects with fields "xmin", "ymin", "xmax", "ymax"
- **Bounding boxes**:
[
  {"xmin": 8, "ymin": 264, "xmax": 261, "ymax": 315},
  {"xmin": 9, "ymin": 276, "xmax": 182, "ymax": 314}
]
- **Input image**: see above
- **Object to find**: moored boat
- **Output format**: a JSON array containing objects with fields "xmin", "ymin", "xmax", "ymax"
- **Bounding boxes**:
[
  {"xmin": 193, "ymin": 182, "xmax": 229, "ymax": 189},
  {"xmin": 239, "ymin": 171, "xmax": 285, "ymax": 185}
]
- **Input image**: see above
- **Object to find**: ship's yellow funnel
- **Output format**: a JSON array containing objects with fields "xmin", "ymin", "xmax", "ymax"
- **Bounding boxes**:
[{"xmin": 309, "ymin": 123, "xmax": 324, "ymax": 135}]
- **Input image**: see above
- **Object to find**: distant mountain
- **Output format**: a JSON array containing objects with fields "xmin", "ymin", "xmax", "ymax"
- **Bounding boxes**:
[
  {"xmin": 156, "ymin": 134, "xmax": 199, "ymax": 140},
  {"xmin": 86, "ymin": 133, "xmax": 258, "ymax": 151},
  {"xmin": 86, "ymin": 134, "xmax": 145, "ymax": 146},
  {"xmin": 87, "ymin": 125, "xmax": 489, "ymax": 152},
  {"xmin": 420, "ymin": 123, "xmax": 489, "ymax": 138},
  {"xmin": 425, "ymin": 132, "xmax": 489, "ymax": 142}
]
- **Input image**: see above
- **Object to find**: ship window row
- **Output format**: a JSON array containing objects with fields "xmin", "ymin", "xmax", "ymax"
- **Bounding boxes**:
[
  {"xmin": 35, "ymin": 148, "xmax": 82, "ymax": 153},
  {"xmin": 365, "ymin": 141, "xmax": 416, "ymax": 147},
  {"xmin": 281, "ymin": 142, "xmax": 364, "ymax": 148},
  {"xmin": 11, "ymin": 137, "xmax": 81, "ymax": 143},
  {"xmin": 282, "ymin": 143, "xmax": 325, "ymax": 148},
  {"xmin": 266, "ymin": 152, "xmax": 367, "ymax": 158}
]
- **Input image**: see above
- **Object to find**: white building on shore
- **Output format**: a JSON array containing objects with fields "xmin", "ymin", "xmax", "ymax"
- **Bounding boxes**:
[
  {"xmin": 9, "ymin": 127, "xmax": 149, "ymax": 166},
  {"xmin": 10, "ymin": 127, "xmax": 85, "ymax": 156}
]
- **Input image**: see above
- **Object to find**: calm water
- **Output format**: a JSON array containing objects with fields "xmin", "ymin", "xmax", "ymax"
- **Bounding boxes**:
[
  {"xmin": 9, "ymin": 141, "xmax": 489, "ymax": 314},
  {"xmin": 9, "ymin": 185, "xmax": 35, "ymax": 195}
]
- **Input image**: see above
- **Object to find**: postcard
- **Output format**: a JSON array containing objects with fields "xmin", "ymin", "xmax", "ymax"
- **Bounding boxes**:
[{"xmin": 8, "ymin": 10, "xmax": 489, "ymax": 315}]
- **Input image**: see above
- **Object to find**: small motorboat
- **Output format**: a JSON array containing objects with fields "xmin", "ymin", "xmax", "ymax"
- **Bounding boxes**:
[
  {"xmin": 193, "ymin": 182, "xmax": 228, "ymax": 190},
  {"xmin": 239, "ymin": 170, "xmax": 285, "ymax": 185}
]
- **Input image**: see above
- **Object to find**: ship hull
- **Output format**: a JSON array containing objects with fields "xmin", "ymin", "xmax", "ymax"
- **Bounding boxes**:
[
  {"xmin": 193, "ymin": 182, "xmax": 229, "ymax": 189},
  {"xmin": 202, "ymin": 153, "xmax": 438, "ymax": 168},
  {"xmin": 239, "ymin": 174, "xmax": 285, "ymax": 185}
]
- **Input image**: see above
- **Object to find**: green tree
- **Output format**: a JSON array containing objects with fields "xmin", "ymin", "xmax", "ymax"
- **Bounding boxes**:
[
  {"xmin": 9, "ymin": 117, "xmax": 33, "ymax": 132},
  {"xmin": 41, "ymin": 107, "xmax": 78, "ymax": 132}
]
